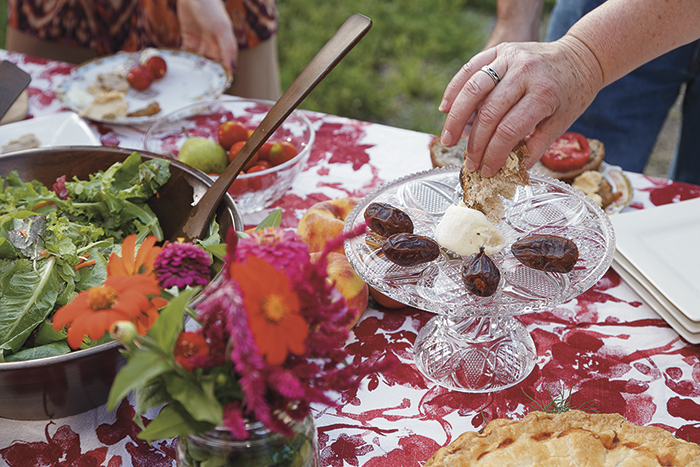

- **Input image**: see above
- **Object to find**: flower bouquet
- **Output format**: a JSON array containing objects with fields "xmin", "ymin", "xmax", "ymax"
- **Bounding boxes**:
[{"xmin": 53, "ymin": 212, "xmax": 390, "ymax": 466}]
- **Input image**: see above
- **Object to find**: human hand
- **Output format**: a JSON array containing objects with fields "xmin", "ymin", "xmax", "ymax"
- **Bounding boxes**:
[
  {"xmin": 177, "ymin": 0, "xmax": 238, "ymax": 71},
  {"xmin": 438, "ymin": 36, "xmax": 603, "ymax": 177}
]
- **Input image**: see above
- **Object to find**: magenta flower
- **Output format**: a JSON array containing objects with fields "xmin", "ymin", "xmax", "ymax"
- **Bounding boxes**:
[{"xmin": 154, "ymin": 241, "xmax": 211, "ymax": 289}]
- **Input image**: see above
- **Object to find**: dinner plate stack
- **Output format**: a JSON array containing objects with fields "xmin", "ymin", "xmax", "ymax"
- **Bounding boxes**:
[{"xmin": 611, "ymin": 197, "xmax": 700, "ymax": 343}]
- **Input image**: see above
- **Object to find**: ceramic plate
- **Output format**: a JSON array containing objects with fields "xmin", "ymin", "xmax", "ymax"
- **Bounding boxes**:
[
  {"xmin": 0, "ymin": 112, "xmax": 100, "ymax": 155},
  {"xmin": 611, "ymin": 197, "xmax": 700, "ymax": 322},
  {"xmin": 56, "ymin": 49, "xmax": 232, "ymax": 125}
]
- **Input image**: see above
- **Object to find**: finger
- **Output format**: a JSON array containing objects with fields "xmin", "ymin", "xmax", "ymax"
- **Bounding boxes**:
[
  {"xmin": 439, "ymin": 48, "xmax": 497, "ymax": 114},
  {"xmin": 441, "ymin": 59, "xmax": 502, "ymax": 148},
  {"xmin": 216, "ymin": 29, "xmax": 238, "ymax": 72}
]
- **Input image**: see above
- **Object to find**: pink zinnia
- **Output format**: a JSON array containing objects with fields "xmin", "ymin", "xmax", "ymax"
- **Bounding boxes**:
[
  {"xmin": 154, "ymin": 241, "xmax": 211, "ymax": 289},
  {"xmin": 234, "ymin": 228, "xmax": 309, "ymax": 276}
]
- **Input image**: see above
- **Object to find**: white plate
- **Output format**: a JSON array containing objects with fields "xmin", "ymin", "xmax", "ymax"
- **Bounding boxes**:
[
  {"xmin": 612, "ymin": 256, "xmax": 700, "ymax": 343},
  {"xmin": 0, "ymin": 112, "xmax": 100, "ymax": 154},
  {"xmin": 611, "ymin": 197, "xmax": 700, "ymax": 321},
  {"xmin": 56, "ymin": 49, "xmax": 232, "ymax": 125}
]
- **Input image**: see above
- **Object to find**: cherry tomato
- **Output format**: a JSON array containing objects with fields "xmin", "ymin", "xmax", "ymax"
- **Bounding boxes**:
[
  {"xmin": 252, "ymin": 160, "xmax": 272, "ymax": 170},
  {"xmin": 145, "ymin": 56, "xmax": 167, "ymax": 80},
  {"xmin": 246, "ymin": 164, "xmax": 275, "ymax": 191},
  {"xmin": 269, "ymin": 141, "xmax": 299, "ymax": 167},
  {"xmin": 256, "ymin": 141, "xmax": 274, "ymax": 161},
  {"xmin": 127, "ymin": 65, "xmax": 154, "ymax": 91},
  {"xmin": 218, "ymin": 121, "xmax": 249, "ymax": 151},
  {"xmin": 227, "ymin": 176, "xmax": 249, "ymax": 196},
  {"xmin": 541, "ymin": 132, "xmax": 591, "ymax": 173},
  {"xmin": 228, "ymin": 140, "xmax": 259, "ymax": 170}
]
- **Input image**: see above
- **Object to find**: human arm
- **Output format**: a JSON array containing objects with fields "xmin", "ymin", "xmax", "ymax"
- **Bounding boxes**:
[
  {"xmin": 177, "ymin": 0, "xmax": 238, "ymax": 71},
  {"xmin": 484, "ymin": 0, "xmax": 544, "ymax": 49},
  {"xmin": 440, "ymin": 0, "xmax": 700, "ymax": 177}
]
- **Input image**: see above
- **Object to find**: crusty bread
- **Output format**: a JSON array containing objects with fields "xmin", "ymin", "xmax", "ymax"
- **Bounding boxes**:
[
  {"xmin": 460, "ymin": 141, "xmax": 530, "ymax": 223},
  {"xmin": 424, "ymin": 410, "xmax": 700, "ymax": 467},
  {"xmin": 430, "ymin": 136, "xmax": 469, "ymax": 168},
  {"xmin": 530, "ymin": 138, "xmax": 605, "ymax": 183}
]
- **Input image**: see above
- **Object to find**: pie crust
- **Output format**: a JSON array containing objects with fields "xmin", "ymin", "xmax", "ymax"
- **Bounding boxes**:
[{"xmin": 424, "ymin": 410, "xmax": 700, "ymax": 466}]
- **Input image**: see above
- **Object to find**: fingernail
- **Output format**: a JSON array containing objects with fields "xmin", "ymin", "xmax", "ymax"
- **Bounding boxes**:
[
  {"xmin": 438, "ymin": 99, "xmax": 448, "ymax": 112},
  {"xmin": 441, "ymin": 130, "xmax": 452, "ymax": 146},
  {"xmin": 481, "ymin": 165, "xmax": 494, "ymax": 177},
  {"xmin": 464, "ymin": 157, "xmax": 476, "ymax": 172}
]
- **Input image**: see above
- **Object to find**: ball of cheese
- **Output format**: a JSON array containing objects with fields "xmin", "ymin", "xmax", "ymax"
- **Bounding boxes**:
[{"xmin": 436, "ymin": 204, "xmax": 505, "ymax": 256}]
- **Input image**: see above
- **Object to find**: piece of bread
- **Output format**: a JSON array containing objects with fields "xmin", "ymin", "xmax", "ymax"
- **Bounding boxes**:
[
  {"xmin": 572, "ymin": 170, "xmax": 622, "ymax": 209},
  {"xmin": 530, "ymin": 138, "xmax": 605, "ymax": 183},
  {"xmin": 424, "ymin": 410, "xmax": 700, "ymax": 467},
  {"xmin": 430, "ymin": 136, "xmax": 469, "ymax": 168},
  {"xmin": 460, "ymin": 140, "xmax": 530, "ymax": 223}
]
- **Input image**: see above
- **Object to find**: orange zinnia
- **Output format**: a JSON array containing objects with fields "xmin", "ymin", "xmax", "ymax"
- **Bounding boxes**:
[
  {"xmin": 229, "ymin": 256, "xmax": 308, "ymax": 366},
  {"xmin": 108, "ymin": 234, "xmax": 167, "ymax": 308},
  {"xmin": 53, "ymin": 275, "xmax": 161, "ymax": 349},
  {"xmin": 108, "ymin": 235, "xmax": 162, "ymax": 280}
]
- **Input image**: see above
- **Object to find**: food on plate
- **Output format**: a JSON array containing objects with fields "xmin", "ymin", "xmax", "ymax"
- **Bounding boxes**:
[
  {"xmin": 0, "ymin": 153, "xmax": 171, "ymax": 362},
  {"xmin": 462, "ymin": 248, "xmax": 500, "ymax": 297},
  {"xmin": 297, "ymin": 198, "xmax": 360, "ymax": 254},
  {"xmin": 177, "ymin": 136, "xmax": 228, "ymax": 174},
  {"xmin": 572, "ymin": 169, "xmax": 623, "ymax": 209},
  {"xmin": 539, "ymin": 131, "xmax": 593, "ymax": 174},
  {"xmin": 460, "ymin": 140, "xmax": 530, "ymax": 223},
  {"xmin": 382, "ymin": 233, "xmax": 440, "ymax": 267},
  {"xmin": 87, "ymin": 72, "xmax": 130, "ymax": 94},
  {"xmin": 144, "ymin": 55, "xmax": 167, "ymax": 80},
  {"xmin": 364, "ymin": 202, "xmax": 414, "ymax": 236},
  {"xmin": 126, "ymin": 65, "xmax": 154, "ymax": 91},
  {"xmin": 127, "ymin": 101, "xmax": 162, "ymax": 117},
  {"xmin": 424, "ymin": 410, "xmax": 700, "ymax": 467},
  {"xmin": 79, "ymin": 90, "xmax": 128, "ymax": 120},
  {"xmin": 435, "ymin": 203, "xmax": 504, "ymax": 256},
  {"xmin": 429, "ymin": 135, "xmax": 469, "ymax": 168},
  {"xmin": 1, "ymin": 133, "xmax": 40, "ymax": 154},
  {"xmin": 311, "ymin": 252, "xmax": 368, "ymax": 328},
  {"xmin": 511, "ymin": 234, "xmax": 579, "ymax": 273}
]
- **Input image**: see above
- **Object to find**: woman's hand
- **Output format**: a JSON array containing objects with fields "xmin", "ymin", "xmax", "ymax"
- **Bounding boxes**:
[
  {"xmin": 439, "ymin": 36, "xmax": 603, "ymax": 177},
  {"xmin": 177, "ymin": 0, "xmax": 238, "ymax": 71}
]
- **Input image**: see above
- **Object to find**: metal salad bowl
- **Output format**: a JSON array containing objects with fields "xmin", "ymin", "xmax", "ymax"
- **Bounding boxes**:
[{"xmin": 0, "ymin": 146, "xmax": 243, "ymax": 420}]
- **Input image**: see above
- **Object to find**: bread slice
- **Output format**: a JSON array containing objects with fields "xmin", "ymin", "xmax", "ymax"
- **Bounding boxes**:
[
  {"xmin": 530, "ymin": 138, "xmax": 605, "ymax": 183},
  {"xmin": 460, "ymin": 141, "xmax": 530, "ymax": 223},
  {"xmin": 430, "ymin": 136, "xmax": 469, "ymax": 168}
]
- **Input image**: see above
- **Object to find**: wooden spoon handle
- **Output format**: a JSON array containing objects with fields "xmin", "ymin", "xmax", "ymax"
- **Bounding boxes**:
[{"xmin": 174, "ymin": 13, "xmax": 372, "ymax": 241}]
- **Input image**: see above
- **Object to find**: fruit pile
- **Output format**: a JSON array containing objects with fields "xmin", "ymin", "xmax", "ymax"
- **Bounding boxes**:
[
  {"xmin": 126, "ymin": 51, "xmax": 168, "ymax": 91},
  {"xmin": 176, "ymin": 119, "xmax": 300, "ymax": 195}
]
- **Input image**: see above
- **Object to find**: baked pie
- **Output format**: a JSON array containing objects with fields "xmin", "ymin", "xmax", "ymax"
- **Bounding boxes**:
[{"xmin": 424, "ymin": 410, "xmax": 700, "ymax": 466}]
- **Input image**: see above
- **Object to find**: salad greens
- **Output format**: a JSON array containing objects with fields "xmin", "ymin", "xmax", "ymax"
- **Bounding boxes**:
[{"xmin": 0, "ymin": 152, "xmax": 171, "ymax": 362}]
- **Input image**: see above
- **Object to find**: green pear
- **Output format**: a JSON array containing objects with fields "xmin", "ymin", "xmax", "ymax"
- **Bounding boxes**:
[{"xmin": 177, "ymin": 137, "xmax": 228, "ymax": 174}]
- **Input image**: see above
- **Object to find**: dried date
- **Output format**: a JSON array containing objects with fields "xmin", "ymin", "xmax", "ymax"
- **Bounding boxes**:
[
  {"xmin": 462, "ymin": 248, "xmax": 500, "ymax": 297},
  {"xmin": 511, "ymin": 234, "xmax": 579, "ymax": 273},
  {"xmin": 382, "ymin": 233, "xmax": 440, "ymax": 266},
  {"xmin": 364, "ymin": 202, "xmax": 414, "ymax": 236}
]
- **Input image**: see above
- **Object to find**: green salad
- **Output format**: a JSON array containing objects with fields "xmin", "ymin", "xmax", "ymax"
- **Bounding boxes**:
[{"xmin": 0, "ymin": 152, "xmax": 171, "ymax": 362}]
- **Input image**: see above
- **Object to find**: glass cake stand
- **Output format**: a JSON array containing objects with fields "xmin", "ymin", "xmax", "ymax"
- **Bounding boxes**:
[{"xmin": 344, "ymin": 167, "xmax": 615, "ymax": 393}]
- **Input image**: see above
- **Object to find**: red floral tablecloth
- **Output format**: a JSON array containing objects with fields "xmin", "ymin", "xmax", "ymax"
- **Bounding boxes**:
[{"xmin": 3, "ymin": 50, "xmax": 700, "ymax": 467}]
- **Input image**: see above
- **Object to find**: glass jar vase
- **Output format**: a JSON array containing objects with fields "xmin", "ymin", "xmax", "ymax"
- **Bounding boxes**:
[{"xmin": 176, "ymin": 414, "xmax": 318, "ymax": 467}]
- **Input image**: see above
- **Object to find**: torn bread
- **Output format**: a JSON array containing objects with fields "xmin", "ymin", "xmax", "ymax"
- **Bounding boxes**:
[{"xmin": 460, "ymin": 140, "xmax": 530, "ymax": 223}]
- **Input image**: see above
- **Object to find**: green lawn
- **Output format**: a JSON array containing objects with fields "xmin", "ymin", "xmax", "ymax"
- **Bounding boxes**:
[{"xmin": 0, "ymin": 0, "xmax": 553, "ymax": 136}]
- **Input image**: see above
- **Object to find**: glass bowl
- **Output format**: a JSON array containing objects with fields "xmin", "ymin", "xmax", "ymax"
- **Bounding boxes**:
[
  {"xmin": 0, "ymin": 146, "xmax": 243, "ymax": 419},
  {"xmin": 143, "ymin": 96, "xmax": 315, "ymax": 214}
]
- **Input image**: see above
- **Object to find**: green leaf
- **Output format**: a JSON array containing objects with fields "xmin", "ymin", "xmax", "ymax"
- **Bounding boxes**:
[
  {"xmin": 0, "ymin": 257, "xmax": 60, "ymax": 354},
  {"xmin": 149, "ymin": 287, "xmax": 197, "ymax": 350},
  {"xmin": 204, "ymin": 243, "xmax": 227, "ymax": 262},
  {"xmin": 138, "ymin": 403, "xmax": 215, "ymax": 441},
  {"xmin": 162, "ymin": 372, "xmax": 223, "ymax": 425},
  {"xmin": 33, "ymin": 320, "xmax": 67, "ymax": 345},
  {"xmin": 107, "ymin": 350, "xmax": 171, "ymax": 411},
  {"xmin": 255, "ymin": 208, "xmax": 282, "ymax": 230},
  {"xmin": 5, "ymin": 341, "xmax": 70, "ymax": 361}
]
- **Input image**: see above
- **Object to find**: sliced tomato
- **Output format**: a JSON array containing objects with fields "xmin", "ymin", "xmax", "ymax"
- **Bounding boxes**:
[{"xmin": 540, "ymin": 132, "xmax": 591, "ymax": 173}]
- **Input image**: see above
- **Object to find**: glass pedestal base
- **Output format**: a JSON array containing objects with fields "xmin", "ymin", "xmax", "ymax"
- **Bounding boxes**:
[{"xmin": 413, "ymin": 314, "xmax": 537, "ymax": 393}]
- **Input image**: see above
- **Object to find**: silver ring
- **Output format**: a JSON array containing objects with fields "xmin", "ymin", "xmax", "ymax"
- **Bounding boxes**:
[{"xmin": 479, "ymin": 65, "xmax": 501, "ymax": 85}]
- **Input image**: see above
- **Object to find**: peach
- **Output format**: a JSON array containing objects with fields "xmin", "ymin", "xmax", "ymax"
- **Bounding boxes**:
[
  {"xmin": 297, "ymin": 197, "xmax": 360, "ymax": 254},
  {"xmin": 369, "ymin": 286, "xmax": 406, "ymax": 309},
  {"xmin": 311, "ymin": 252, "xmax": 369, "ymax": 328}
]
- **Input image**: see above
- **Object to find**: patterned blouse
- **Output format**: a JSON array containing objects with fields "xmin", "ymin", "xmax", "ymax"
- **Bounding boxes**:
[{"xmin": 7, "ymin": 0, "xmax": 277, "ymax": 55}]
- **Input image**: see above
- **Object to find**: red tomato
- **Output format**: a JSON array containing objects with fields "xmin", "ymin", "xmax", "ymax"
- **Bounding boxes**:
[
  {"xmin": 228, "ymin": 140, "xmax": 260, "ymax": 171},
  {"xmin": 269, "ymin": 141, "xmax": 299, "ymax": 167},
  {"xmin": 218, "ymin": 121, "xmax": 249, "ymax": 151},
  {"xmin": 145, "ymin": 56, "xmax": 167, "ymax": 80},
  {"xmin": 127, "ymin": 65, "xmax": 154, "ymax": 91},
  {"xmin": 256, "ymin": 141, "xmax": 274, "ymax": 161},
  {"xmin": 541, "ymin": 132, "xmax": 591, "ymax": 173},
  {"xmin": 227, "ymin": 176, "xmax": 249, "ymax": 196}
]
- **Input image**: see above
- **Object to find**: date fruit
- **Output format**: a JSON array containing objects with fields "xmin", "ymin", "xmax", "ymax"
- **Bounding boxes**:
[
  {"xmin": 364, "ymin": 202, "xmax": 414, "ymax": 236},
  {"xmin": 382, "ymin": 233, "xmax": 439, "ymax": 266},
  {"xmin": 511, "ymin": 234, "xmax": 579, "ymax": 273},
  {"xmin": 462, "ymin": 248, "xmax": 500, "ymax": 297}
]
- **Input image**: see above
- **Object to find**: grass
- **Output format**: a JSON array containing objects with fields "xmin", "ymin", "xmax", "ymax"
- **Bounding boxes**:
[{"xmin": 0, "ymin": 0, "xmax": 554, "ymax": 137}]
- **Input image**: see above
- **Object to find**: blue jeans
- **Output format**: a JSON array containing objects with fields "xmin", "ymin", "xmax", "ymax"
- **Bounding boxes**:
[{"xmin": 547, "ymin": 0, "xmax": 700, "ymax": 184}]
